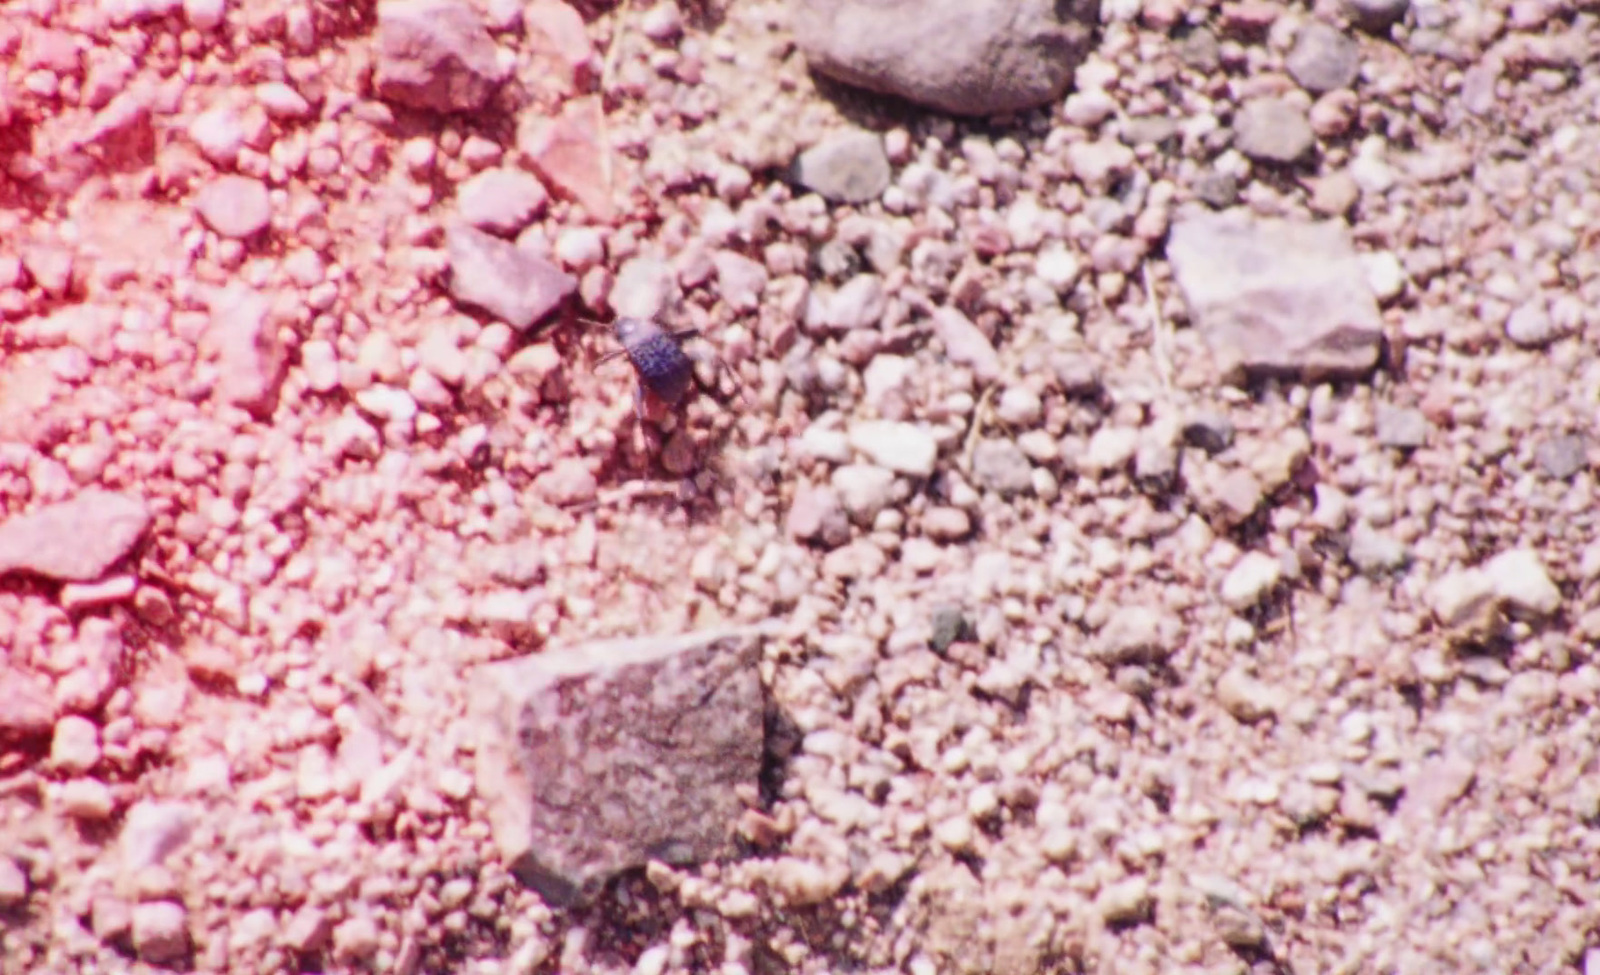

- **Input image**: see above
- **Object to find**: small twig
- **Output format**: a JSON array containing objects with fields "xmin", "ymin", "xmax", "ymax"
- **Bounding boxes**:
[
  {"xmin": 961, "ymin": 382, "xmax": 998, "ymax": 474},
  {"xmin": 1143, "ymin": 263, "xmax": 1174, "ymax": 400}
]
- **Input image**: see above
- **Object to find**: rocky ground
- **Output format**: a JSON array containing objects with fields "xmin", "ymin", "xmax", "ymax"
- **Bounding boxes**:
[{"xmin": 2, "ymin": 0, "xmax": 1600, "ymax": 972}]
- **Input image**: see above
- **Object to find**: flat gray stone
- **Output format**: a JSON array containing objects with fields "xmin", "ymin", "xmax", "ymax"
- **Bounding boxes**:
[
  {"xmin": 446, "ymin": 223, "xmax": 575, "ymax": 330},
  {"xmin": 468, "ymin": 626, "xmax": 769, "ymax": 906},
  {"xmin": 1166, "ymin": 207, "xmax": 1384, "ymax": 380},
  {"xmin": 792, "ymin": 0, "xmax": 1099, "ymax": 117}
]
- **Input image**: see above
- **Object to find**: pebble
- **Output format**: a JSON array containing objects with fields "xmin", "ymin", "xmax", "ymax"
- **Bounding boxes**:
[
  {"xmin": 193, "ymin": 175, "xmax": 272, "ymax": 239},
  {"xmin": 1096, "ymin": 877, "xmax": 1152, "ymax": 924},
  {"xmin": 792, "ymin": 129, "xmax": 892, "ymax": 204},
  {"xmin": 0, "ymin": 857, "xmax": 26, "ymax": 908},
  {"xmin": 455, "ymin": 168, "xmax": 548, "ymax": 234},
  {"xmin": 1429, "ymin": 567, "xmax": 1499, "ymax": 630},
  {"xmin": 1216, "ymin": 668, "xmax": 1280, "ymax": 722},
  {"xmin": 1034, "ymin": 246, "xmax": 1083, "ymax": 292},
  {"xmin": 1535, "ymin": 434, "xmax": 1588, "ymax": 480},
  {"xmin": 1232, "ymin": 98, "xmax": 1316, "ymax": 164},
  {"xmin": 1483, "ymin": 548, "xmax": 1561, "ymax": 618},
  {"xmin": 1082, "ymin": 426, "xmax": 1139, "ymax": 475},
  {"xmin": 929, "ymin": 307, "xmax": 1000, "ymax": 382},
  {"xmin": 639, "ymin": 3, "xmax": 682, "ymax": 40},
  {"xmin": 1286, "ymin": 22, "xmax": 1361, "ymax": 94},
  {"xmin": 1374, "ymin": 405, "xmax": 1429, "ymax": 449},
  {"xmin": 132, "ymin": 901, "xmax": 189, "ymax": 963},
  {"xmin": 58, "ymin": 779, "xmax": 116, "ymax": 820},
  {"xmin": 332, "ymin": 915, "xmax": 381, "ymax": 963},
  {"xmin": 1343, "ymin": 0, "xmax": 1410, "ymax": 32},
  {"xmin": 183, "ymin": 0, "xmax": 225, "ymax": 30},
  {"xmin": 922, "ymin": 506, "xmax": 971, "ymax": 541},
  {"xmin": 786, "ymin": 484, "xmax": 850, "ymax": 547},
  {"xmin": 971, "ymin": 439, "xmax": 1033, "ymax": 496},
  {"xmin": 120, "ymin": 801, "xmax": 198, "ymax": 871},
  {"xmin": 50, "ymin": 715, "xmax": 100, "ymax": 774},
  {"xmin": 1346, "ymin": 522, "xmax": 1409, "ymax": 575},
  {"xmin": 1220, "ymin": 552, "xmax": 1282, "ymax": 610},
  {"xmin": 255, "ymin": 81, "xmax": 312, "ymax": 119},
  {"xmin": 1182, "ymin": 413, "xmax": 1235, "ymax": 455},
  {"xmin": 995, "ymin": 387, "xmax": 1043, "ymax": 427},
  {"xmin": 831, "ymin": 464, "xmax": 897, "ymax": 525},
  {"xmin": 713, "ymin": 250, "xmax": 768, "ymax": 313},
  {"xmin": 848, "ymin": 421, "xmax": 939, "ymax": 477},
  {"xmin": 808, "ymin": 274, "xmax": 886, "ymax": 332},
  {"xmin": 535, "ymin": 459, "xmax": 598, "ymax": 506},
  {"xmin": 187, "ymin": 107, "xmax": 246, "ymax": 166},
  {"xmin": 1505, "ymin": 296, "xmax": 1563, "ymax": 347}
]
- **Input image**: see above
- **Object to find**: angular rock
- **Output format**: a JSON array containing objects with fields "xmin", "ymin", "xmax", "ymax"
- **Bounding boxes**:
[
  {"xmin": 929, "ymin": 306, "xmax": 1000, "ymax": 382},
  {"xmin": 0, "ymin": 490, "xmax": 150, "ymax": 582},
  {"xmin": 1220, "ymin": 552, "xmax": 1283, "ymax": 610},
  {"xmin": 203, "ymin": 284, "xmax": 286, "ymax": 418},
  {"xmin": 132, "ymin": 901, "xmax": 188, "ymax": 963},
  {"xmin": 120, "ymin": 801, "xmax": 198, "ymax": 871},
  {"xmin": 193, "ymin": 175, "xmax": 272, "ymax": 239},
  {"xmin": 1374, "ymin": 405, "xmax": 1428, "ymax": 449},
  {"xmin": 1287, "ymin": 22, "xmax": 1361, "ymax": 94},
  {"xmin": 1343, "ymin": 0, "xmax": 1410, "ymax": 33},
  {"xmin": 792, "ymin": 129, "xmax": 890, "ymax": 204},
  {"xmin": 469, "ymin": 627, "xmax": 769, "ymax": 906},
  {"xmin": 1166, "ymin": 207, "xmax": 1385, "ymax": 379},
  {"xmin": 375, "ymin": 0, "xmax": 508, "ymax": 112},
  {"xmin": 793, "ymin": 0, "xmax": 1099, "ymax": 117},
  {"xmin": 1232, "ymin": 98, "xmax": 1316, "ymax": 164},
  {"xmin": 446, "ymin": 223, "xmax": 576, "ymax": 330},
  {"xmin": 787, "ymin": 484, "xmax": 851, "ymax": 547},
  {"xmin": 1484, "ymin": 548, "xmax": 1561, "ymax": 618},
  {"xmin": 0, "ymin": 666, "xmax": 54, "ymax": 737},
  {"xmin": 848, "ymin": 420, "xmax": 939, "ymax": 477},
  {"xmin": 971, "ymin": 439, "xmax": 1033, "ymax": 496},
  {"xmin": 517, "ymin": 95, "xmax": 614, "ymax": 221},
  {"xmin": 1536, "ymin": 434, "xmax": 1588, "ymax": 481},
  {"xmin": 455, "ymin": 168, "xmax": 548, "ymax": 234}
]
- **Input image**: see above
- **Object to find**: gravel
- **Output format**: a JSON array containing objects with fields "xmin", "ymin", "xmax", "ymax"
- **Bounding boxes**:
[{"xmin": 1, "ymin": 0, "xmax": 1597, "ymax": 972}]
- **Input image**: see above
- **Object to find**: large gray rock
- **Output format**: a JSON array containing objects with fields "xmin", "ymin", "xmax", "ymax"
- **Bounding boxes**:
[
  {"xmin": 468, "ymin": 627, "xmax": 770, "ymax": 906},
  {"xmin": 1166, "ymin": 207, "xmax": 1384, "ymax": 380},
  {"xmin": 792, "ymin": 0, "xmax": 1100, "ymax": 117}
]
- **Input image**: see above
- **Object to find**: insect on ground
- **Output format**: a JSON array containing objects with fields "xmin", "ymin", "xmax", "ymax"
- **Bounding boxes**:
[{"xmin": 591, "ymin": 317, "xmax": 748, "ymax": 426}]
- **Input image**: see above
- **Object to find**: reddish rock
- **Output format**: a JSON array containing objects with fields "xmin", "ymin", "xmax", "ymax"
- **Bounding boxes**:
[{"xmin": 517, "ymin": 96, "xmax": 615, "ymax": 222}]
